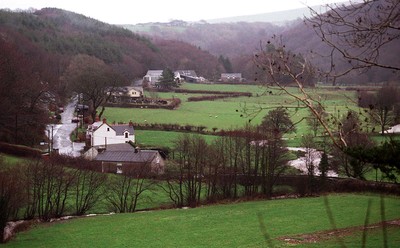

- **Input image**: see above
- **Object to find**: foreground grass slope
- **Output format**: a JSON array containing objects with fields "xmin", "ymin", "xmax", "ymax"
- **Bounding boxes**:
[{"xmin": 4, "ymin": 194, "xmax": 400, "ymax": 247}]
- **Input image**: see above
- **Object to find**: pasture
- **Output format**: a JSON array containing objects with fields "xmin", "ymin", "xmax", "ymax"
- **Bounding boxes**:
[
  {"xmin": 4, "ymin": 193, "xmax": 400, "ymax": 247},
  {"xmin": 103, "ymin": 84, "xmax": 359, "ymax": 147},
  {"xmin": 103, "ymin": 84, "xmax": 357, "ymax": 132}
]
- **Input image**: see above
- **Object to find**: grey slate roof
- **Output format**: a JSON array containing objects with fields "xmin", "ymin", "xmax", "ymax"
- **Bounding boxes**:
[
  {"xmin": 146, "ymin": 70, "xmax": 163, "ymax": 77},
  {"xmin": 102, "ymin": 143, "xmax": 136, "ymax": 151},
  {"xmin": 176, "ymin": 70, "xmax": 197, "ymax": 77},
  {"xmin": 94, "ymin": 150, "xmax": 158, "ymax": 163},
  {"xmin": 111, "ymin": 124, "xmax": 134, "ymax": 135}
]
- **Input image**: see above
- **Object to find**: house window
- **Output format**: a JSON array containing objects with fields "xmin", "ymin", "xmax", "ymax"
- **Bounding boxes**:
[
  {"xmin": 107, "ymin": 128, "xmax": 110, "ymax": 131},
  {"xmin": 116, "ymin": 163, "xmax": 123, "ymax": 174},
  {"xmin": 125, "ymin": 132, "xmax": 129, "ymax": 138}
]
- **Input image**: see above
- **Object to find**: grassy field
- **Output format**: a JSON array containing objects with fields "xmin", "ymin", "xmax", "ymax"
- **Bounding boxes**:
[
  {"xmin": 134, "ymin": 130, "xmax": 219, "ymax": 148},
  {"xmin": 102, "ymin": 84, "xmax": 359, "ymax": 148},
  {"xmin": 4, "ymin": 193, "xmax": 400, "ymax": 247},
  {"xmin": 0, "ymin": 154, "xmax": 27, "ymax": 170},
  {"xmin": 103, "ymin": 84, "xmax": 357, "ymax": 132}
]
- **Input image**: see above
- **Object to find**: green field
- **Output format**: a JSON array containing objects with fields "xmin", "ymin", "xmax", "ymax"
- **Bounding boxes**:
[
  {"xmin": 103, "ymin": 84, "xmax": 357, "ymax": 133},
  {"xmin": 102, "ymin": 84, "xmax": 359, "ymax": 148},
  {"xmin": 134, "ymin": 130, "xmax": 218, "ymax": 148},
  {"xmin": 4, "ymin": 194, "xmax": 400, "ymax": 247},
  {"xmin": 0, "ymin": 154, "xmax": 27, "ymax": 170}
]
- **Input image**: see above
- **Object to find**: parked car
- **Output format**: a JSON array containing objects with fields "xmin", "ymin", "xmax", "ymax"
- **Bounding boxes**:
[{"xmin": 75, "ymin": 104, "xmax": 89, "ymax": 112}]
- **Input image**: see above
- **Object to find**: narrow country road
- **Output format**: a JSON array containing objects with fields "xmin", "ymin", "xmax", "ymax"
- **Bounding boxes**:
[{"xmin": 47, "ymin": 98, "xmax": 85, "ymax": 157}]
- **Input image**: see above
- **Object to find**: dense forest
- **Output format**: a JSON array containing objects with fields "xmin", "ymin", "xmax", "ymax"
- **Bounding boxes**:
[{"xmin": 0, "ymin": 8, "xmax": 224, "ymax": 81}]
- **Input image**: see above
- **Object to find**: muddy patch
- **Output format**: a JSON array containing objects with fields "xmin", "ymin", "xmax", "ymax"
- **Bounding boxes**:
[{"xmin": 278, "ymin": 219, "xmax": 400, "ymax": 245}]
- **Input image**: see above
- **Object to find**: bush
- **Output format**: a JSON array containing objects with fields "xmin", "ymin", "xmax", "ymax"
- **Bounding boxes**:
[{"xmin": 0, "ymin": 142, "xmax": 42, "ymax": 158}]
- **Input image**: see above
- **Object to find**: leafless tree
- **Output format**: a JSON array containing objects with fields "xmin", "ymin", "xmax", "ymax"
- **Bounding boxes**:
[
  {"xmin": 331, "ymin": 110, "xmax": 375, "ymax": 179},
  {"xmin": 171, "ymin": 134, "xmax": 207, "ymax": 207},
  {"xmin": 23, "ymin": 159, "xmax": 74, "ymax": 221},
  {"xmin": 307, "ymin": 0, "xmax": 400, "ymax": 82},
  {"xmin": 62, "ymin": 54, "xmax": 126, "ymax": 123},
  {"xmin": 260, "ymin": 107, "xmax": 296, "ymax": 135},
  {"xmin": 260, "ymin": 130, "xmax": 290, "ymax": 198},
  {"xmin": 106, "ymin": 160, "xmax": 156, "ymax": 213},
  {"xmin": 0, "ymin": 163, "xmax": 25, "ymax": 242},
  {"xmin": 70, "ymin": 159, "xmax": 107, "ymax": 216},
  {"xmin": 0, "ymin": 37, "xmax": 50, "ymax": 145},
  {"xmin": 307, "ymin": 104, "xmax": 328, "ymax": 137},
  {"xmin": 254, "ymin": 39, "xmax": 345, "ymax": 149},
  {"xmin": 368, "ymin": 85, "xmax": 399, "ymax": 135}
]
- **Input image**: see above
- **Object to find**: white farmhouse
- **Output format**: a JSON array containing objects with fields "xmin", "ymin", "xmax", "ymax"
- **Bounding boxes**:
[
  {"xmin": 86, "ymin": 119, "xmax": 135, "ymax": 147},
  {"xmin": 143, "ymin": 70, "xmax": 163, "ymax": 86}
]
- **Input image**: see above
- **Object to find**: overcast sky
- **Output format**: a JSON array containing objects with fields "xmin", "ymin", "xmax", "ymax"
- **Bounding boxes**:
[{"xmin": 0, "ymin": 0, "xmax": 347, "ymax": 24}]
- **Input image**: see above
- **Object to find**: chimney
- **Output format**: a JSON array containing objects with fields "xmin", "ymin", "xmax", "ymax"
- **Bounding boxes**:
[
  {"xmin": 103, "ymin": 118, "xmax": 107, "ymax": 124},
  {"xmin": 129, "ymin": 120, "xmax": 133, "ymax": 127},
  {"xmin": 134, "ymin": 146, "xmax": 140, "ymax": 153}
]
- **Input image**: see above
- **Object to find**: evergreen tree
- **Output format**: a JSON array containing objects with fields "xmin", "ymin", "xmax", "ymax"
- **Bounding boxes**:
[
  {"xmin": 319, "ymin": 152, "xmax": 329, "ymax": 178},
  {"xmin": 158, "ymin": 68, "xmax": 178, "ymax": 89}
]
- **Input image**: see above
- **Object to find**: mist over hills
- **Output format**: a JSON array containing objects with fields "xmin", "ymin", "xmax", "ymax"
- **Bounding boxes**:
[
  {"xmin": 124, "ymin": 2, "xmax": 399, "ymax": 84},
  {"xmin": 1, "ymin": 2, "xmax": 399, "ymax": 85},
  {"xmin": 206, "ymin": 6, "xmax": 314, "ymax": 24}
]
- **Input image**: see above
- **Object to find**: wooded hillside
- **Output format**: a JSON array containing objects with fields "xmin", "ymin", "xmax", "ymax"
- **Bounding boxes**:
[
  {"xmin": 0, "ymin": 8, "xmax": 223, "ymax": 81},
  {"xmin": 126, "ymin": 1, "xmax": 400, "ymax": 84}
]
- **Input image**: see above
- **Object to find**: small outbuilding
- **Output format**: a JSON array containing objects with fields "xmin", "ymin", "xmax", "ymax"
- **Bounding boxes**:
[{"xmin": 92, "ymin": 143, "xmax": 165, "ymax": 175}]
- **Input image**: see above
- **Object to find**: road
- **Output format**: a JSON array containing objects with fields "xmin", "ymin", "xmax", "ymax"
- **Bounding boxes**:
[{"xmin": 47, "ymin": 99, "xmax": 85, "ymax": 157}]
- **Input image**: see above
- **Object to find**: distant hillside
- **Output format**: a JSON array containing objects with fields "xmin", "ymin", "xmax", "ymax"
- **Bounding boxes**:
[
  {"xmin": 206, "ymin": 6, "xmax": 312, "ymax": 25},
  {"xmin": 124, "ymin": 21, "xmax": 282, "ymax": 58},
  {"xmin": 0, "ymin": 8, "xmax": 223, "ymax": 81},
  {"xmin": 124, "ymin": 1, "xmax": 400, "ymax": 84}
]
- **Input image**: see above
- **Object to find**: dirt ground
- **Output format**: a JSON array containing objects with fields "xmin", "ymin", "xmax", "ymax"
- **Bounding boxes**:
[{"xmin": 277, "ymin": 219, "xmax": 400, "ymax": 245}]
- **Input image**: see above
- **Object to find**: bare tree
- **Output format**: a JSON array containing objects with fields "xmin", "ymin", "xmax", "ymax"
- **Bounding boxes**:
[
  {"xmin": 62, "ymin": 54, "xmax": 126, "ymax": 123},
  {"xmin": 254, "ymin": 39, "xmax": 345, "ymax": 149},
  {"xmin": 260, "ymin": 107, "xmax": 296, "ymax": 135},
  {"xmin": 333, "ymin": 110, "xmax": 375, "ymax": 179},
  {"xmin": 71, "ymin": 159, "xmax": 107, "ymax": 216},
  {"xmin": 0, "ymin": 164, "xmax": 25, "ymax": 243},
  {"xmin": 0, "ymin": 37, "xmax": 50, "ymax": 146},
  {"xmin": 307, "ymin": 0, "xmax": 400, "ymax": 81},
  {"xmin": 306, "ymin": 104, "xmax": 327, "ymax": 137},
  {"xmin": 368, "ymin": 85, "xmax": 399, "ymax": 135},
  {"xmin": 23, "ymin": 158, "xmax": 74, "ymax": 221},
  {"xmin": 172, "ymin": 134, "xmax": 207, "ymax": 207},
  {"xmin": 106, "ymin": 160, "xmax": 156, "ymax": 213},
  {"xmin": 259, "ymin": 128, "xmax": 290, "ymax": 198}
]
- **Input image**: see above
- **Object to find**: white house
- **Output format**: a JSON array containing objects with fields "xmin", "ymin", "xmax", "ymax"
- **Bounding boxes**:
[
  {"xmin": 107, "ymin": 86, "xmax": 143, "ymax": 103},
  {"xmin": 87, "ymin": 119, "xmax": 135, "ymax": 147},
  {"xmin": 143, "ymin": 70, "xmax": 163, "ymax": 85},
  {"xmin": 221, "ymin": 73, "xmax": 242, "ymax": 83}
]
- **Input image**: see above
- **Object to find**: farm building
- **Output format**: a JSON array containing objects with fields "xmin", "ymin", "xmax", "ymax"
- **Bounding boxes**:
[
  {"xmin": 107, "ymin": 86, "xmax": 143, "ymax": 103},
  {"xmin": 93, "ymin": 143, "xmax": 165, "ymax": 175},
  {"xmin": 221, "ymin": 73, "xmax": 242, "ymax": 83},
  {"xmin": 86, "ymin": 119, "xmax": 135, "ymax": 147},
  {"xmin": 143, "ymin": 70, "xmax": 163, "ymax": 86}
]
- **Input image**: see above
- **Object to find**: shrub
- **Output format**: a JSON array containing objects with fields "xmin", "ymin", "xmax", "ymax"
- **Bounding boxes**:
[{"xmin": 0, "ymin": 142, "xmax": 42, "ymax": 158}]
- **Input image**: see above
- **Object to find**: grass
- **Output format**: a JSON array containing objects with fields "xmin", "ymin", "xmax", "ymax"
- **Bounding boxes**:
[
  {"xmin": 296, "ymin": 225, "xmax": 400, "ymax": 247},
  {"xmin": 134, "ymin": 130, "xmax": 219, "ymax": 148},
  {"xmin": 0, "ymin": 154, "xmax": 27, "ymax": 170},
  {"xmin": 103, "ymin": 84, "xmax": 357, "ymax": 132},
  {"xmin": 4, "ymin": 193, "xmax": 400, "ymax": 247}
]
